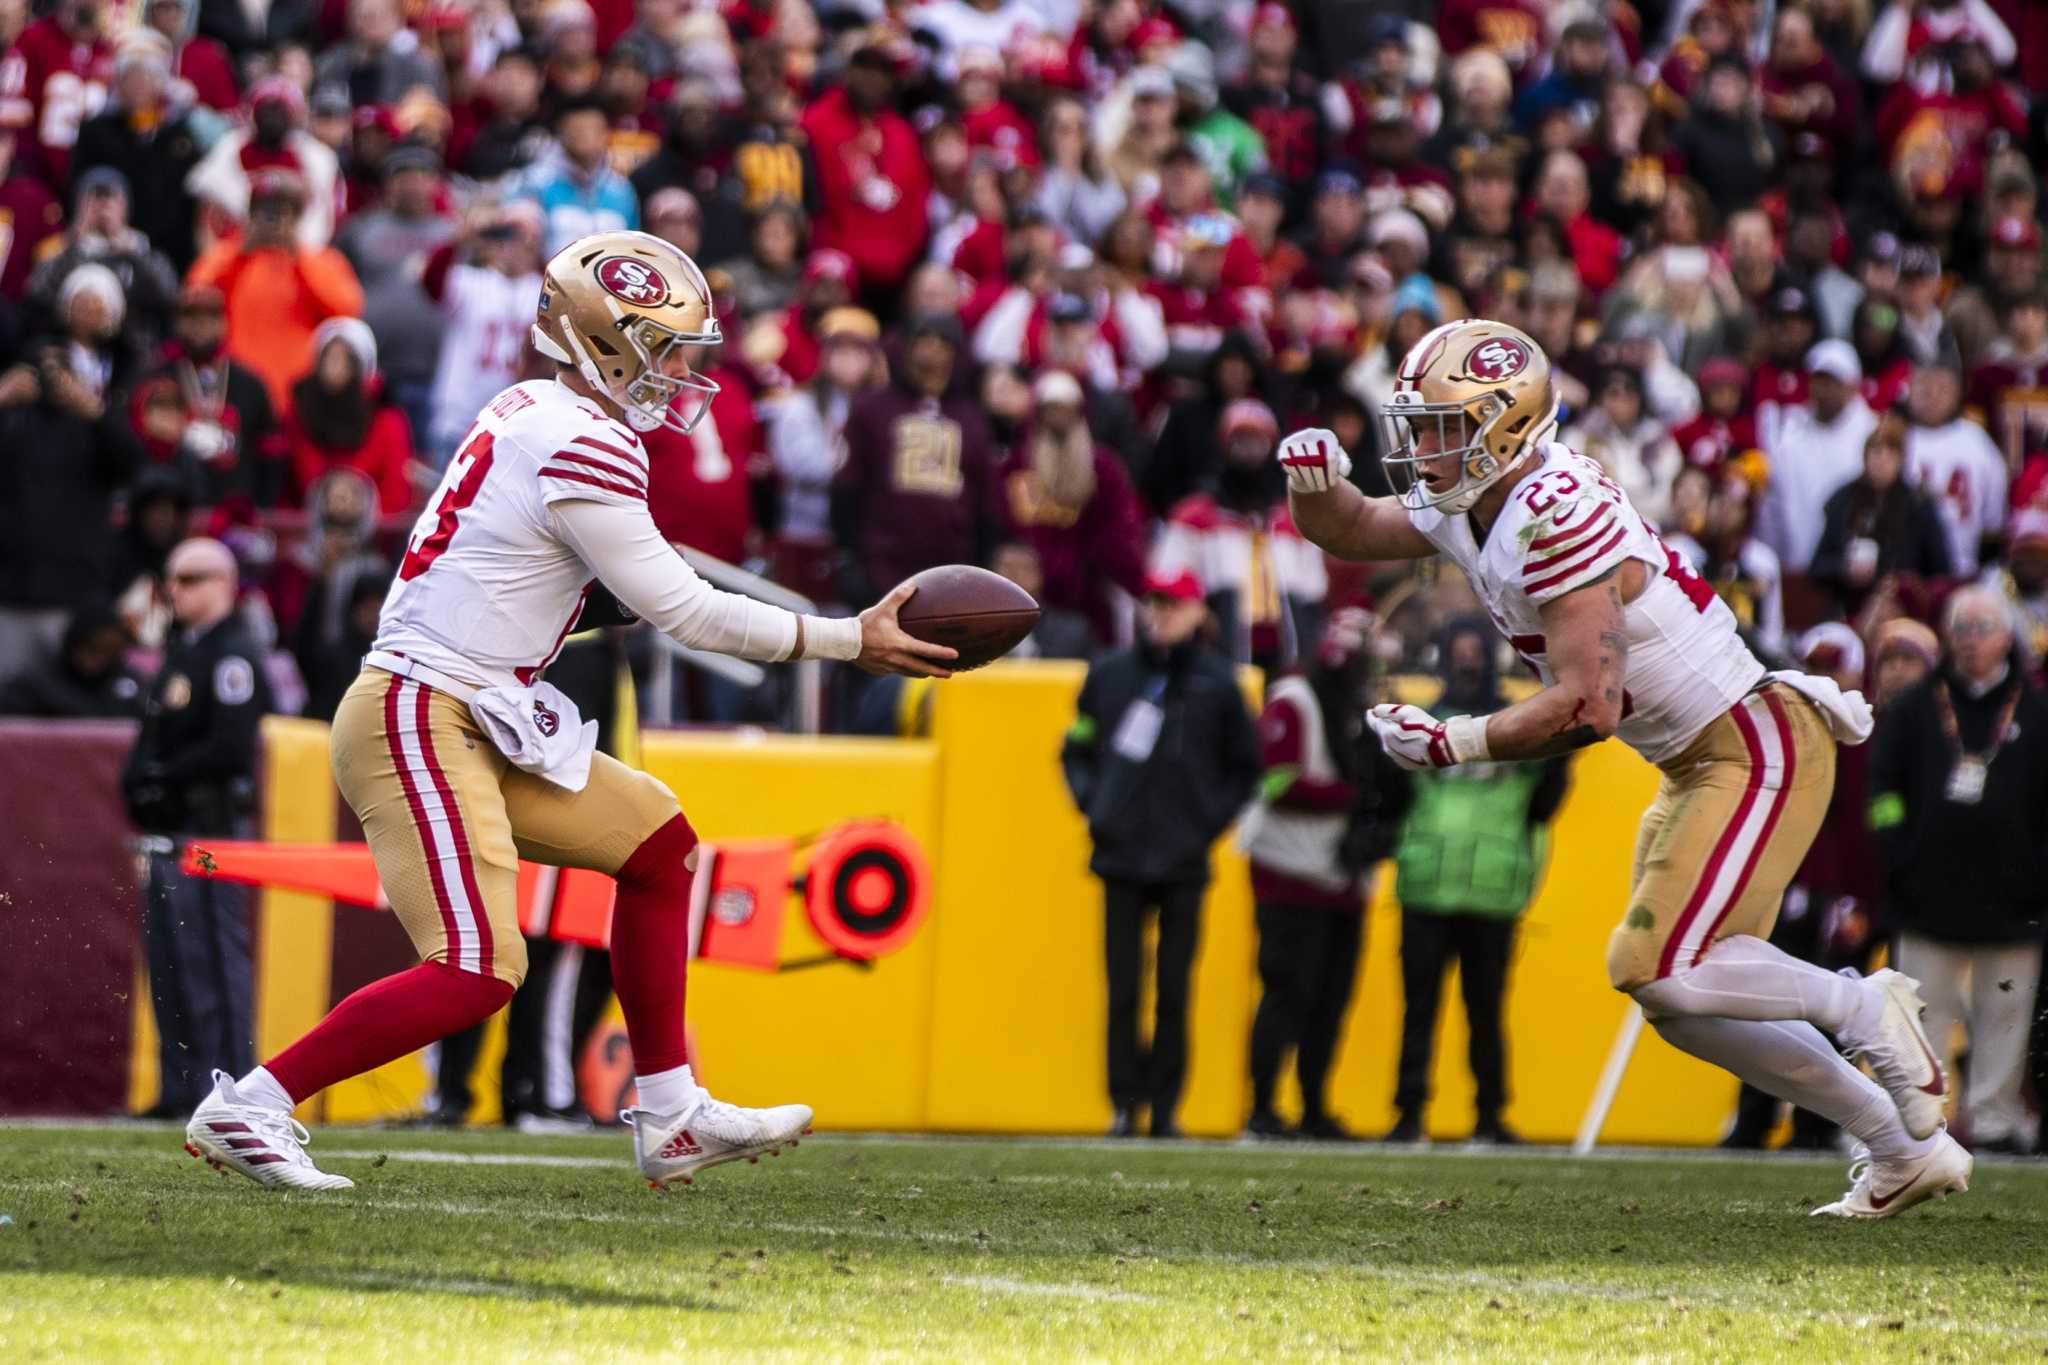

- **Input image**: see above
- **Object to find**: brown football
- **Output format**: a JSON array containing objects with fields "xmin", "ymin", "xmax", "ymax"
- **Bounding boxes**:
[{"xmin": 894, "ymin": 564, "xmax": 1041, "ymax": 671}]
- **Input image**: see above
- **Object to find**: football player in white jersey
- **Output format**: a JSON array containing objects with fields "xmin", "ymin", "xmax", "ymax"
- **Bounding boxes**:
[
  {"xmin": 185, "ymin": 231, "xmax": 954, "ymax": 1194},
  {"xmin": 1279, "ymin": 319, "xmax": 1971, "ymax": 1217}
]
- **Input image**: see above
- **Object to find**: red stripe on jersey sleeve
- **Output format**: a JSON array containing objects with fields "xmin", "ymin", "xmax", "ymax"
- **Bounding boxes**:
[
  {"xmin": 546, "ymin": 450, "xmax": 648, "ymax": 491},
  {"xmin": 539, "ymin": 467, "xmax": 648, "ymax": 501},
  {"xmin": 1523, "ymin": 509, "xmax": 1615, "ymax": 577},
  {"xmin": 1528, "ymin": 502, "xmax": 1605, "ymax": 550},
  {"xmin": 1525, "ymin": 524, "xmax": 1628, "ymax": 596},
  {"xmin": 571, "ymin": 435, "xmax": 648, "ymax": 470}
]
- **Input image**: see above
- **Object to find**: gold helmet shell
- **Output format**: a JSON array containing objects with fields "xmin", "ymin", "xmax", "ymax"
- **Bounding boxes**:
[
  {"xmin": 1380, "ymin": 318, "xmax": 1558, "ymax": 514},
  {"xmin": 531, "ymin": 230, "xmax": 721, "ymax": 434}
]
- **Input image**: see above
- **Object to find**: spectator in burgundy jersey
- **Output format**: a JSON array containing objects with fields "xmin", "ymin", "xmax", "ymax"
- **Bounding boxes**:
[
  {"xmin": 799, "ymin": 37, "xmax": 931, "ymax": 298},
  {"xmin": 281, "ymin": 316, "xmax": 415, "ymax": 514},
  {"xmin": 1243, "ymin": 606, "xmax": 1378, "ymax": 1141},
  {"xmin": 1852, "ymin": 293, "xmax": 1915, "ymax": 415},
  {"xmin": 1435, "ymin": 0, "xmax": 1545, "ymax": 83},
  {"xmin": 1970, "ymin": 291, "xmax": 2048, "ymax": 472},
  {"xmin": 127, "ymin": 282, "xmax": 280, "ymax": 508},
  {"xmin": 1759, "ymin": 5, "xmax": 1859, "ymax": 153},
  {"xmin": 1671, "ymin": 356, "xmax": 1760, "ymax": 477},
  {"xmin": 996, "ymin": 369, "xmax": 1146, "ymax": 647},
  {"xmin": 832, "ymin": 314, "xmax": 998, "ymax": 608},
  {"xmin": 1, "ymin": 0, "xmax": 113, "ymax": 185},
  {"xmin": 0, "ymin": 130, "xmax": 62, "ymax": 301}
]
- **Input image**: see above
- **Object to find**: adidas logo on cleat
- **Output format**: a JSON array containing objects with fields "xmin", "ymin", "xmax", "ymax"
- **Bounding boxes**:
[{"xmin": 656, "ymin": 1130, "xmax": 703, "ymax": 1160}]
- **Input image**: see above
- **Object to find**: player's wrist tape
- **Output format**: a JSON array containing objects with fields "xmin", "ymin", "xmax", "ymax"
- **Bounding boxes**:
[
  {"xmin": 1445, "ymin": 714, "xmax": 1491, "ymax": 765},
  {"xmin": 797, "ymin": 613, "xmax": 863, "ymax": 662}
]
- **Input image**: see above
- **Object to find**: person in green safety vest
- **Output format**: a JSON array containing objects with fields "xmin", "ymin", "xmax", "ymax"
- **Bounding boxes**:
[{"xmin": 1384, "ymin": 616, "xmax": 1569, "ymax": 1144}]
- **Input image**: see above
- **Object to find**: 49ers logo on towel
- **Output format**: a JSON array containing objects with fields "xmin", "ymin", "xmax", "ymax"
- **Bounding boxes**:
[
  {"xmin": 532, "ymin": 698, "xmax": 561, "ymax": 738},
  {"xmin": 1463, "ymin": 336, "xmax": 1530, "ymax": 382},
  {"xmin": 594, "ymin": 256, "xmax": 669, "ymax": 306}
]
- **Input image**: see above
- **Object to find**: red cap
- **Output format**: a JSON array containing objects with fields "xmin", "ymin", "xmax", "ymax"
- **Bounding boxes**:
[
  {"xmin": 1130, "ymin": 15, "xmax": 1180, "ymax": 51},
  {"xmin": 1252, "ymin": 3, "xmax": 1295, "ymax": 32},
  {"xmin": 802, "ymin": 248, "xmax": 858, "ymax": 288},
  {"xmin": 1699, "ymin": 356, "xmax": 1747, "ymax": 390},
  {"xmin": 1991, "ymin": 215, "xmax": 2041, "ymax": 250},
  {"xmin": 1142, "ymin": 568, "xmax": 1204, "ymax": 602}
]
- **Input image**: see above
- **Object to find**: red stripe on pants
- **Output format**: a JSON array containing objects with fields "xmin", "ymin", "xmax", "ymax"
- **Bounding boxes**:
[
  {"xmin": 1654, "ymin": 699, "xmax": 1767, "ymax": 979},
  {"xmin": 1688, "ymin": 689, "xmax": 1797, "ymax": 967},
  {"xmin": 385, "ymin": 677, "xmax": 463, "ymax": 965},
  {"xmin": 411, "ymin": 683, "xmax": 494, "ymax": 976}
]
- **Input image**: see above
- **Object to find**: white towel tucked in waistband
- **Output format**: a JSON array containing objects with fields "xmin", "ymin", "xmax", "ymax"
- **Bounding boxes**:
[
  {"xmin": 1766, "ymin": 669, "xmax": 1875, "ymax": 745},
  {"xmin": 469, "ymin": 682, "xmax": 600, "ymax": 791}
]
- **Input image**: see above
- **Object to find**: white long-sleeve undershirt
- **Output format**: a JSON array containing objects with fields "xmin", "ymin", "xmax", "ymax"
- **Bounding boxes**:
[{"xmin": 551, "ymin": 496, "xmax": 862, "ymax": 663}]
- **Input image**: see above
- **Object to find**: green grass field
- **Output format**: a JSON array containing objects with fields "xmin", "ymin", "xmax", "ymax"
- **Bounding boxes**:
[{"xmin": 1, "ymin": 1124, "xmax": 2044, "ymax": 1361}]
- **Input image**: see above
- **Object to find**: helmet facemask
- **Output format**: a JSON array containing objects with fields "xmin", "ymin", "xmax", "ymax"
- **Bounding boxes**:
[
  {"xmin": 1380, "ymin": 388, "xmax": 1558, "ymax": 516},
  {"xmin": 552, "ymin": 310, "xmax": 722, "ymax": 434}
]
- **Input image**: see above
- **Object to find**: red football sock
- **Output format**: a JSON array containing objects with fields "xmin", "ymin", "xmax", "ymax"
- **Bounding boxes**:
[
  {"xmin": 610, "ymin": 812, "xmax": 697, "ymax": 1073},
  {"xmin": 265, "ymin": 960, "xmax": 513, "ymax": 1103}
]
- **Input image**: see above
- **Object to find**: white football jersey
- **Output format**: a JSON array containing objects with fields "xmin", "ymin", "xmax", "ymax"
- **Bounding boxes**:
[
  {"xmin": 1408, "ymin": 444, "xmax": 1765, "ymax": 765},
  {"xmin": 426, "ymin": 264, "xmax": 542, "ymax": 455},
  {"xmin": 375, "ymin": 379, "xmax": 654, "ymax": 691}
]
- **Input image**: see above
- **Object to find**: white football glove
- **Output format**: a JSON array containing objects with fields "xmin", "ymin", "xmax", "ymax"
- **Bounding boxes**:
[
  {"xmin": 1276, "ymin": 426, "xmax": 1353, "ymax": 493},
  {"xmin": 1367, "ymin": 704, "xmax": 1491, "ymax": 771}
]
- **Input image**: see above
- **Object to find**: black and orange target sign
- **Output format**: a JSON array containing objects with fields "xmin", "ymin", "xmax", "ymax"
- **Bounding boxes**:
[{"xmin": 802, "ymin": 821, "xmax": 930, "ymax": 961}]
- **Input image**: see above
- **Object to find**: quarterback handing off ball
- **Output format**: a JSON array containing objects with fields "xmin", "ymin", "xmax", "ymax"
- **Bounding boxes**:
[{"xmin": 894, "ymin": 565, "xmax": 1040, "ymax": 670}]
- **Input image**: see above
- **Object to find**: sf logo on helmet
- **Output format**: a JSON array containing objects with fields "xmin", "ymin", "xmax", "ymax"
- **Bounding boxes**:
[
  {"xmin": 1464, "ymin": 337, "xmax": 1529, "ymax": 382},
  {"xmin": 594, "ymin": 256, "xmax": 670, "ymax": 306}
]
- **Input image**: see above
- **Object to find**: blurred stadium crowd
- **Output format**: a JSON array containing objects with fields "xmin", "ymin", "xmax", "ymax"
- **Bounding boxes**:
[{"xmin": 0, "ymin": 0, "xmax": 2044, "ymax": 1142}]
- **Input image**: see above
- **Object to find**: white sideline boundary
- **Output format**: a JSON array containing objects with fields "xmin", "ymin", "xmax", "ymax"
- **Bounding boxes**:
[{"xmin": 8, "ymin": 1119, "xmax": 2048, "ymax": 1170}]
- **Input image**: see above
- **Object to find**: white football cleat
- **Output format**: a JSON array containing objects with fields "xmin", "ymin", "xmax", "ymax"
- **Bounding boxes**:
[
  {"xmin": 625, "ymin": 1090, "xmax": 812, "ymax": 1189},
  {"xmin": 184, "ymin": 1070, "xmax": 354, "ymax": 1191},
  {"xmin": 1811, "ymin": 1132, "xmax": 1971, "ymax": 1219},
  {"xmin": 1848, "ymin": 969, "xmax": 1949, "ymax": 1139}
]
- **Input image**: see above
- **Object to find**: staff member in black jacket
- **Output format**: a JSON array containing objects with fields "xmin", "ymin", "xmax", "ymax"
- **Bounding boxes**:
[
  {"xmin": 1868, "ymin": 585, "xmax": 2048, "ymax": 1153},
  {"xmin": 1062, "ymin": 568, "xmax": 1261, "ymax": 1138},
  {"xmin": 123, "ymin": 538, "xmax": 273, "ymax": 1115}
]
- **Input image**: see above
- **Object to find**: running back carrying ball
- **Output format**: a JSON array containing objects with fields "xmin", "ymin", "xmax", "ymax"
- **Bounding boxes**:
[{"xmin": 894, "ymin": 565, "xmax": 1040, "ymax": 670}]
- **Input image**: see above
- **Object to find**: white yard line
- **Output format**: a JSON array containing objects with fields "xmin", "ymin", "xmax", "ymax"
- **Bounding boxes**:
[{"xmin": 940, "ymin": 1275, "xmax": 1156, "ymax": 1305}]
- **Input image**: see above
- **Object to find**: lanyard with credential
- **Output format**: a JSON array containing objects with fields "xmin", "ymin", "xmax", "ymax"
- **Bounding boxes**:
[{"xmin": 1932, "ymin": 680, "xmax": 2021, "ymax": 806}]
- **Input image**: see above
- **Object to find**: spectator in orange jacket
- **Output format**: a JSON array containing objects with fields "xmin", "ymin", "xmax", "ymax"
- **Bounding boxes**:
[
  {"xmin": 281, "ymin": 317, "xmax": 416, "ymax": 515},
  {"xmin": 185, "ymin": 170, "xmax": 364, "ymax": 415}
]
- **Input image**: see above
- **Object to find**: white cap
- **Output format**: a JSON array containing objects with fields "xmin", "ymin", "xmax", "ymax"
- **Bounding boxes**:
[
  {"xmin": 1805, "ymin": 338, "xmax": 1862, "ymax": 386},
  {"xmin": 1033, "ymin": 369, "xmax": 1083, "ymax": 407}
]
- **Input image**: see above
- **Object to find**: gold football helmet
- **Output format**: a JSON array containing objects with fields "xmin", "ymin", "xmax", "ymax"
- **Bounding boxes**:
[
  {"xmin": 531, "ymin": 230, "xmax": 721, "ymax": 434},
  {"xmin": 1380, "ymin": 318, "xmax": 1558, "ymax": 514}
]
